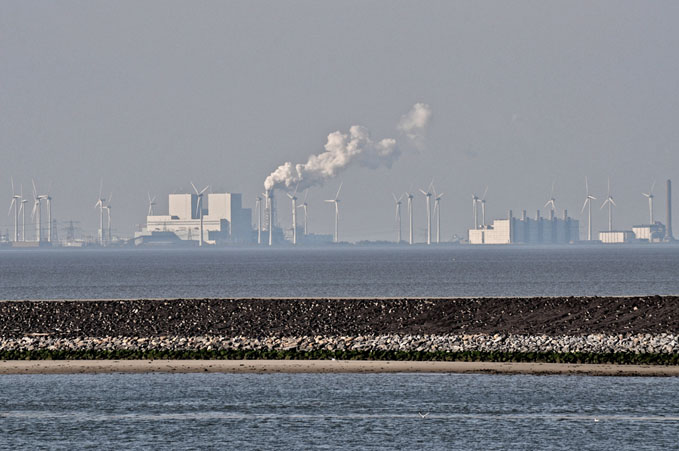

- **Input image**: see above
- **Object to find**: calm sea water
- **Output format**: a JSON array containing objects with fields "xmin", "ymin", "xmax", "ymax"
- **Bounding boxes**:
[
  {"xmin": 0, "ymin": 246, "xmax": 678, "ymax": 299},
  {"xmin": 1, "ymin": 373, "xmax": 678, "ymax": 450}
]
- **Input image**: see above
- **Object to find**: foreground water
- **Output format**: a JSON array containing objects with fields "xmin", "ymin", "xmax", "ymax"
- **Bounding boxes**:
[
  {"xmin": 0, "ymin": 373, "xmax": 677, "ymax": 450},
  {"xmin": 0, "ymin": 245, "xmax": 678, "ymax": 299}
]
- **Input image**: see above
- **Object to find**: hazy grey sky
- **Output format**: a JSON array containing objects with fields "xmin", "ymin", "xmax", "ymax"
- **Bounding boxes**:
[{"xmin": 2, "ymin": 1, "xmax": 678, "ymax": 241}]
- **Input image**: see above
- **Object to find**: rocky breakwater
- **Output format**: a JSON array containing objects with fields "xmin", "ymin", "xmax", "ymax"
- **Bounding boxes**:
[
  {"xmin": 1, "ymin": 297, "xmax": 678, "ymax": 361},
  {"xmin": 2, "ymin": 333, "xmax": 679, "ymax": 355}
]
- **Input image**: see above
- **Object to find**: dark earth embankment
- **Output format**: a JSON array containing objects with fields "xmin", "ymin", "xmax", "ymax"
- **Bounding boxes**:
[{"xmin": 1, "ymin": 296, "xmax": 676, "ymax": 338}]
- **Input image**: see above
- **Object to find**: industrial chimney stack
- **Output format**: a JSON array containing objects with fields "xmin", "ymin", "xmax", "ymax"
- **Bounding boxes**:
[{"xmin": 667, "ymin": 179, "xmax": 674, "ymax": 241}]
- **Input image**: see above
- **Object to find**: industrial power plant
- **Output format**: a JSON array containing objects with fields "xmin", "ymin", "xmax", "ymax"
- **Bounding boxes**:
[{"xmin": 1, "ymin": 176, "xmax": 676, "ymax": 248}]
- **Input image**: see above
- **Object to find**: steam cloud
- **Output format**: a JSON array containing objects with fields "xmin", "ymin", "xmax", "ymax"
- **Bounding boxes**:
[
  {"xmin": 397, "ymin": 102, "xmax": 432, "ymax": 148},
  {"xmin": 264, "ymin": 103, "xmax": 432, "ymax": 192}
]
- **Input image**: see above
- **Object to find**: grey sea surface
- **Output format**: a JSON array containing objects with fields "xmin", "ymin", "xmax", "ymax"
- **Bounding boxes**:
[
  {"xmin": 1, "ymin": 372, "xmax": 678, "ymax": 450},
  {"xmin": 0, "ymin": 245, "xmax": 678, "ymax": 300}
]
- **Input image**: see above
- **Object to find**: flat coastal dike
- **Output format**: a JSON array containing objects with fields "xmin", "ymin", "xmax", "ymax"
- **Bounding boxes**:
[{"xmin": 1, "ymin": 297, "xmax": 678, "ymax": 374}]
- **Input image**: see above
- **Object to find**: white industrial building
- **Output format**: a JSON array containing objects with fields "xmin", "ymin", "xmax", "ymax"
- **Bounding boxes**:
[
  {"xmin": 135, "ymin": 193, "xmax": 252, "ymax": 245},
  {"xmin": 469, "ymin": 210, "xmax": 579, "ymax": 245},
  {"xmin": 632, "ymin": 223, "xmax": 666, "ymax": 242},
  {"xmin": 598, "ymin": 230, "xmax": 635, "ymax": 244}
]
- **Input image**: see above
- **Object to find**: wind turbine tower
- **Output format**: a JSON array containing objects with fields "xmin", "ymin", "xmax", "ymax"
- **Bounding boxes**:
[
  {"xmin": 147, "ymin": 193, "xmax": 157, "ymax": 216},
  {"xmin": 580, "ymin": 177, "xmax": 597, "ymax": 240},
  {"xmin": 94, "ymin": 181, "xmax": 106, "ymax": 245},
  {"xmin": 32, "ymin": 180, "xmax": 42, "ymax": 243},
  {"xmin": 420, "ymin": 184, "xmax": 433, "ymax": 245},
  {"xmin": 324, "ymin": 182, "xmax": 342, "ymax": 243},
  {"xmin": 601, "ymin": 178, "xmax": 616, "ymax": 232},
  {"xmin": 642, "ymin": 181, "xmax": 655, "ymax": 224},
  {"xmin": 392, "ymin": 193, "xmax": 403, "ymax": 243},
  {"xmin": 44, "ymin": 194, "xmax": 52, "ymax": 243},
  {"xmin": 287, "ymin": 185, "xmax": 299, "ymax": 245},
  {"xmin": 479, "ymin": 186, "xmax": 488, "ymax": 227},
  {"xmin": 20, "ymin": 194, "xmax": 27, "ymax": 242},
  {"xmin": 256, "ymin": 195, "xmax": 262, "ymax": 244},
  {"xmin": 104, "ymin": 193, "xmax": 113, "ymax": 244},
  {"xmin": 406, "ymin": 192, "xmax": 414, "ymax": 245},
  {"xmin": 191, "ymin": 182, "xmax": 209, "ymax": 247},
  {"xmin": 298, "ymin": 190, "xmax": 309, "ymax": 236},
  {"xmin": 9, "ymin": 178, "xmax": 20, "ymax": 242},
  {"xmin": 471, "ymin": 193, "xmax": 479, "ymax": 229},
  {"xmin": 267, "ymin": 189, "xmax": 274, "ymax": 246},
  {"xmin": 433, "ymin": 189, "xmax": 444, "ymax": 244},
  {"xmin": 544, "ymin": 181, "xmax": 557, "ymax": 219}
]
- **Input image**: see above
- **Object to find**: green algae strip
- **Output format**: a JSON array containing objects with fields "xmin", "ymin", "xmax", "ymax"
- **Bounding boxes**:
[{"xmin": 2, "ymin": 349, "xmax": 679, "ymax": 365}]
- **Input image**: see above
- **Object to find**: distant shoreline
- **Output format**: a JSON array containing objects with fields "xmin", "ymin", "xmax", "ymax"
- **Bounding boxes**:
[{"xmin": 2, "ymin": 360, "xmax": 678, "ymax": 376}]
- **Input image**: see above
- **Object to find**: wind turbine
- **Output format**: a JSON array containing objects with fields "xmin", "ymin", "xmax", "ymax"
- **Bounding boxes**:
[
  {"xmin": 544, "ymin": 180, "xmax": 557, "ymax": 219},
  {"xmin": 20, "ymin": 186, "xmax": 27, "ymax": 242},
  {"xmin": 191, "ymin": 182, "xmax": 209, "ymax": 246},
  {"xmin": 419, "ymin": 183, "xmax": 433, "ymax": 245},
  {"xmin": 266, "ymin": 189, "xmax": 274, "ymax": 246},
  {"xmin": 392, "ymin": 193, "xmax": 403, "ymax": 243},
  {"xmin": 600, "ymin": 178, "xmax": 616, "ymax": 232},
  {"xmin": 94, "ymin": 181, "xmax": 106, "ymax": 245},
  {"xmin": 471, "ymin": 193, "xmax": 479, "ymax": 229},
  {"xmin": 287, "ymin": 184, "xmax": 299, "ymax": 245},
  {"xmin": 31, "ymin": 180, "xmax": 42, "ymax": 243},
  {"xmin": 580, "ymin": 177, "xmax": 597, "ymax": 240},
  {"xmin": 147, "ymin": 193, "xmax": 157, "ymax": 216},
  {"xmin": 297, "ymin": 189, "xmax": 309, "ymax": 236},
  {"xmin": 404, "ymin": 191, "xmax": 415, "ymax": 245},
  {"xmin": 8, "ymin": 178, "xmax": 20, "ymax": 242},
  {"xmin": 324, "ymin": 182, "xmax": 342, "ymax": 243},
  {"xmin": 642, "ymin": 181, "xmax": 655, "ymax": 224},
  {"xmin": 39, "ymin": 182, "xmax": 53, "ymax": 244},
  {"xmin": 104, "ymin": 193, "xmax": 113, "ymax": 244},
  {"xmin": 479, "ymin": 186, "xmax": 488, "ymax": 227},
  {"xmin": 256, "ymin": 194, "xmax": 262, "ymax": 244},
  {"xmin": 433, "ymin": 188, "xmax": 444, "ymax": 244}
]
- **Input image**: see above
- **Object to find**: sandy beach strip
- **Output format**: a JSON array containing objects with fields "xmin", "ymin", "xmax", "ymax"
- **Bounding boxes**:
[{"xmin": 1, "ymin": 360, "xmax": 679, "ymax": 376}]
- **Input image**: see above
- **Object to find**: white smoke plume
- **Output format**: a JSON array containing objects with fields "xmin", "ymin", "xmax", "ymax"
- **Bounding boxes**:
[
  {"xmin": 397, "ymin": 102, "xmax": 432, "ymax": 148},
  {"xmin": 264, "ymin": 103, "xmax": 431, "ymax": 191}
]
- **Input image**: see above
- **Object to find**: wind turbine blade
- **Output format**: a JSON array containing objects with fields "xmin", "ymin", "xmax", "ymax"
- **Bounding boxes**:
[
  {"xmin": 303, "ymin": 189, "xmax": 308, "ymax": 203},
  {"xmin": 419, "ymin": 189, "xmax": 427, "ymax": 196},
  {"xmin": 610, "ymin": 198, "xmax": 616, "ymax": 207},
  {"xmin": 482, "ymin": 186, "xmax": 488, "ymax": 200},
  {"xmin": 191, "ymin": 182, "xmax": 198, "ymax": 194},
  {"xmin": 438, "ymin": 193, "xmax": 445, "ymax": 199},
  {"xmin": 31, "ymin": 201, "xmax": 37, "ymax": 219},
  {"xmin": 11, "ymin": 177, "xmax": 14, "ymax": 195},
  {"xmin": 600, "ymin": 199, "xmax": 608, "ymax": 209},
  {"xmin": 581, "ymin": 198, "xmax": 588, "ymax": 214},
  {"xmin": 199, "ymin": 185, "xmax": 209, "ymax": 195},
  {"xmin": 8, "ymin": 198, "xmax": 15, "ymax": 216},
  {"xmin": 550, "ymin": 179, "xmax": 555, "ymax": 197},
  {"xmin": 651, "ymin": 180, "xmax": 656, "ymax": 194},
  {"xmin": 98, "ymin": 179, "xmax": 103, "ymax": 200},
  {"xmin": 324, "ymin": 200, "xmax": 334, "ymax": 203},
  {"xmin": 397, "ymin": 194, "xmax": 404, "ymax": 202},
  {"xmin": 335, "ymin": 182, "xmax": 343, "ymax": 200},
  {"xmin": 544, "ymin": 200, "xmax": 551, "ymax": 208},
  {"xmin": 392, "ymin": 193, "xmax": 398, "ymax": 203},
  {"xmin": 293, "ymin": 183, "xmax": 299, "ymax": 197},
  {"xmin": 287, "ymin": 193, "xmax": 293, "ymax": 199},
  {"xmin": 585, "ymin": 176, "xmax": 589, "ymax": 195},
  {"xmin": 32, "ymin": 179, "xmax": 37, "ymax": 198}
]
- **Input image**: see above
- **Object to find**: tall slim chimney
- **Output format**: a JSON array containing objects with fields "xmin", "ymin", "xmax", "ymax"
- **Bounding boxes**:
[{"xmin": 667, "ymin": 179, "xmax": 673, "ymax": 241}]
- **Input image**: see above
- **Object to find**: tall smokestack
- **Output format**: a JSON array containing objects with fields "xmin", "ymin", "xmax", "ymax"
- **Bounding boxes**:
[{"xmin": 667, "ymin": 179, "xmax": 674, "ymax": 241}]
